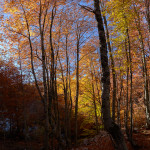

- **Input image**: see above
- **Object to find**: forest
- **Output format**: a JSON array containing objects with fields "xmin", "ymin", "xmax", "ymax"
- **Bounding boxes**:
[{"xmin": 0, "ymin": 0, "xmax": 150, "ymax": 150}]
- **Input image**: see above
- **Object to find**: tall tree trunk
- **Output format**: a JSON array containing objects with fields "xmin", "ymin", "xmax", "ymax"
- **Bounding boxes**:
[
  {"xmin": 68, "ymin": 63, "xmax": 73, "ymax": 143},
  {"xmin": 90, "ymin": 58, "xmax": 99, "ymax": 134},
  {"xmin": 65, "ymin": 33, "xmax": 72, "ymax": 146},
  {"xmin": 125, "ymin": 39, "xmax": 130, "ymax": 139},
  {"xmin": 93, "ymin": 0, "xmax": 127, "ymax": 149},
  {"xmin": 117, "ymin": 63, "xmax": 123, "ymax": 127},
  {"xmin": 102, "ymin": 12, "xmax": 117, "ymax": 123},
  {"xmin": 49, "ymin": 4, "xmax": 57, "ymax": 149},
  {"xmin": 126, "ymin": 26, "xmax": 133, "ymax": 140},
  {"xmin": 75, "ymin": 32, "xmax": 80, "ymax": 145},
  {"xmin": 58, "ymin": 54, "xmax": 67, "ymax": 147},
  {"xmin": 39, "ymin": 2, "xmax": 50, "ymax": 149},
  {"xmin": 64, "ymin": 33, "xmax": 69, "ymax": 146}
]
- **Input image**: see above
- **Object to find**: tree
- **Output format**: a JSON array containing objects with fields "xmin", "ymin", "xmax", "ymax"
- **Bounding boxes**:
[
  {"xmin": 93, "ymin": 0, "xmax": 128, "ymax": 149},
  {"xmin": 100, "ymin": 1, "xmax": 117, "ymax": 122}
]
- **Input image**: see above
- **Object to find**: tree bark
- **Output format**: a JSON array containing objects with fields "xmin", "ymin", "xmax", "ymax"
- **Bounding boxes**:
[
  {"xmin": 103, "ymin": 14, "xmax": 117, "ymax": 123},
  {"xmin": 125, "ymin": 39, "xmax": 129, "ymax": 138},
  {"xmin": 90, "ymin": 57, "xmax": 99, "ymax": 134},
  {"xmin": 126, "ymin": 25, "xmax": 133, "ymax": 140},
  {"xmin": 93, "ymin": 0, "xmax": 128, "ymax": 149},
  {"xmin": 117, "ymin": 64, "xmax": 123, "ymax": 127},
  {"xmin": 75, "ymin": 29, "xmax": 80, "ymax": 145},
  {"xmin": 39, "ymin": 1, "xmax": 49, "ymax": 149}
]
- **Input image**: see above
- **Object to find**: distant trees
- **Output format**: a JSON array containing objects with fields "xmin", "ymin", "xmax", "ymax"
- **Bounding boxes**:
[{"xmin": 0, "ymin": 60, "xmax": 42, "ymax": 138}]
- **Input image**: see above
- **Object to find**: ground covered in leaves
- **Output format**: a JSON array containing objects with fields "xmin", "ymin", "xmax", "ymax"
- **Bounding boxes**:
[
  {"xmin": 71, "ymin": 129, "xmax": 150, "ymax": 150},
  {"xmin": 0, "ymin": 129, "xmax": 150, "ymax": 150}
]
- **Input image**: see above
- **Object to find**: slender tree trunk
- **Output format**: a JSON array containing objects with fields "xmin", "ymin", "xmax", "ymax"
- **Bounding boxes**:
[
  {"xmin": 68, "ymin": 63, "xmax": 73, "ymax": 140},
  {"xmin": 39, "ymin": 2, "xmax": 50, "ymax": 149},
  {"xmin": 124, "ymin": 39, "xmax": 129, "ymax": 138},
  {"xmin": 92, "ymin": 54, "xmax": 103, "ymax": 124},
  {"xmin": 93, "ymin": 0, "xmax": 127, "ymax": 149},
  {"xmin": 55, "ymin": 23, "xmax": 61, "ymax": 149},
  {"xmin": 102, "ymin": 13, "xmax": 117, "ymax": 123},
  {"xmin": 64, "ymin": 33, "xmax": 70, "ymax": 146},
  {"xmin": 75, "ymin": 33, "xmax": 79, "ymax": 145},
  {"xmin": 126, "ymin": 26, "xmax": 133, "ymax": 140},
  {"xmin": 49, "ymin": 5, "xmax": 57, "ymax": 149},
  {"xmin": 65, "ymin": 34, "xmax": 72, "ymax": 147},
  {"xmin": 90, "ymin": 58, "xmax": 99, "ymax": 134},
  {"xmin": 58, "ymin": 54, "xmax": 67, "ymax": 147},
  {"xmin": 21, "ymin": 3, "xmax": 49, "ymax": 149},
  {"xmin": 117, "ymin": 64, "xmax": 123, "ymax": 127}
]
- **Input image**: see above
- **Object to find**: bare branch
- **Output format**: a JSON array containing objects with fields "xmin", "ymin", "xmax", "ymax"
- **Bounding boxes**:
[{"xmin": 78, "ymin": 4, "xmax": 94, "ymax": 13}]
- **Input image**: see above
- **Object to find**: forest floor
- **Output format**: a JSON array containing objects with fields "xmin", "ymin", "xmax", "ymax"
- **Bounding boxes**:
[
  {"xmin": 0, "ymin": 129, "xmax": 150, "ymax": 150},
  {"xmin": 71, "ymin": 128, "xmax": 150, "ymax": 150}
]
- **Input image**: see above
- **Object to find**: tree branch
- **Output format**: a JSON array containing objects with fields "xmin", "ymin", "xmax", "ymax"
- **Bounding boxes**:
[{"xmin": 78, "ymin": 4, "xmax": 94, "ymax": 13}]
